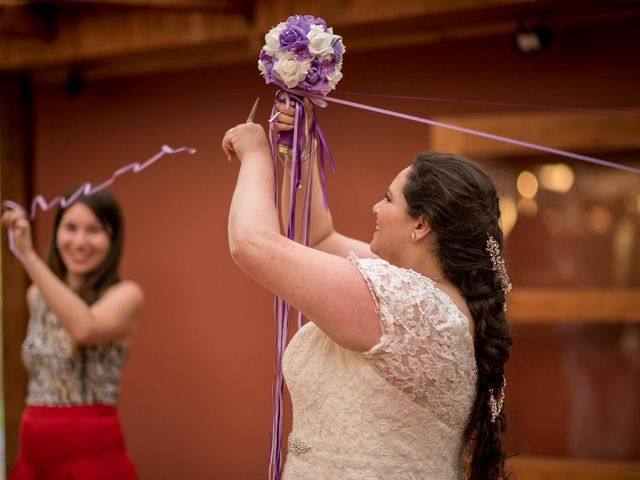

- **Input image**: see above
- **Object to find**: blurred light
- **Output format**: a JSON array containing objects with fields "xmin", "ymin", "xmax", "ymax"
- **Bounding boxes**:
[
  {"xmin": 542, "ymin": 207, "xmax": 564, "ymax": 234},
  {"xmin": 538, "ymin": 163, "xmax": 575, "ymax": 193},
  {"xmin": 585, "ymin": 205, "xmax": 613, "ymax": 235},
  {"xmin": 624, "ymin": 192, "xmax": 640, "ymax": 216},
  {"xmin": 499, "ymin": 196, "xmax": 518, "ymax": 238},
  {"xmin": 517, "ymin": 198, "xmax": 538, "ymax": 217},
  {"xmin": 517, "ymin": 170, "xmax": 538, "ymax": 199},
  {"xmin": 513, "ymin": 26, "xmax": 553, "ymax": 54}
]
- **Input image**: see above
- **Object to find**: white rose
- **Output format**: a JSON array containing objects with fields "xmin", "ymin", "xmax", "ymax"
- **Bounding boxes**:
[
  {"xmin": 263, "ymin": 23, "xmax": 285, "ymax": 56},
  {"xmin": 327, "ymin": 65, "xmax": 343, "ymax": 90},
  {"xmin": 257, "ymin": 59, "xmax": 267, "ymax": 76},
  {"xmin": 273, "ymin": 52, "xmax": 311, "ymax": 88},
  {"xmin": 307, "ymin": 24, "xmax": 334, "ymax": 59}
]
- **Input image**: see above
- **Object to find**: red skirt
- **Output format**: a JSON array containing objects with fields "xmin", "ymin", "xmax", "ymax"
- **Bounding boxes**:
[{"xmin": 10, "ymin": 405, "xmax": 138, "ymax": 480}]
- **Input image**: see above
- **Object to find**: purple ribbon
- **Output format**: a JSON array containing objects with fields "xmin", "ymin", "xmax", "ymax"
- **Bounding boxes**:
[
  {"xmin": 336, "ymin": 90, "xmax": 640, "ymax": 117},
  {"xmin": 302, "ymin": 92, "xmax": 639, "ymax": 175},
  {"xmin": 2, "ymin": 145, "xmax": 197, "ymax": 264},
  {"xmin": 266, "ymin": 90, "xmax": 337, "ymax": 480}
]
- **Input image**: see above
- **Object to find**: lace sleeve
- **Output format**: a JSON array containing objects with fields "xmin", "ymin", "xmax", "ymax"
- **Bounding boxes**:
[{"xmin": 349, "ymin": 253, "xmax": 477, "ymax": 425}]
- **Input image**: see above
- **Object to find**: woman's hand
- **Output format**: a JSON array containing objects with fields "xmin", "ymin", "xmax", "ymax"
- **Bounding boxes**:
[
  {"xmin": 274, "ymin": 97, "xmax": 314, "ymax": 135},
  {"xmin": 222, "ymin": 122, "xmax": 270, "ymax": 164},
  {"xmin": 2, "ymin": 209, "xmax": 35, "ymax": 258}
]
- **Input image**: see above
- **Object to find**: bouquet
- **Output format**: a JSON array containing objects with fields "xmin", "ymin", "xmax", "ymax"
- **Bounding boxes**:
[
  {"xmin": 258, "ymin": 15, "xmax": 345, "ymax": 95},
  {"xmin": 258, "ymin": 15, "xmax": 343, "ymax": 480}
]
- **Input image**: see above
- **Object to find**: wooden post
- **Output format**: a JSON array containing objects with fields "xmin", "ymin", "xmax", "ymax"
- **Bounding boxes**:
[{"xmin": 0, "ymin": 75, "xmax": 32, "ymax": 473}]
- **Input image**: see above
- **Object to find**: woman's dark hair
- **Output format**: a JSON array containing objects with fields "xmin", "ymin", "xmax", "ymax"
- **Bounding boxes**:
[
  {"xmin": 403, "ymin": 152, "xmax": 512, "ymax": 480},
  {"xmin": 47, "ymin": 188, "xmax": 124, "ymax": 305}
]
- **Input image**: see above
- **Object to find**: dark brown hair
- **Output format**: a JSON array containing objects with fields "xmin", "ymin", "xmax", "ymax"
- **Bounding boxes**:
[
  {"xmin": 403, "ymin": 152, "xmax": 512, "ymax": 480},
  {"xmin": 47, "ymin": 188, "xmax": 124, "ymax": 305}
]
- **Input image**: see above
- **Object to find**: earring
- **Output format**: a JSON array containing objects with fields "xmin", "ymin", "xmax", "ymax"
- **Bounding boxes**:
[{"xmin": 411, "ymin": 231, "xmax": 417, "ymax": 241}]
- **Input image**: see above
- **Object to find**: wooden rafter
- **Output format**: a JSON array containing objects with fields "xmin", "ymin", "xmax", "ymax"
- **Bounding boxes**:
[
  {"xmin": 509, "ymin": 289, "xmax": 640, "ymax": 323},
  {"xmin": 0, "ymin": 4, "xmax": 58, "ymax": 39},
  {"xmin": 0, "ymin": 0, "xmax": 250, "ymax": 11},
  {"xmin": 0, "ymin": 0, "xmax": 639, "ymax": 78}
]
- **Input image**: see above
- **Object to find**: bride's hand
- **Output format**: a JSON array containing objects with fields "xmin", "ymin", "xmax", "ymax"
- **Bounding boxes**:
[
  {"xmin": 222, "ymin": 122, "xmax": 270, "ymax": 164},
  {"xmin": 274, "ymin": 97, "xmax": 314, "ymax": 135}
]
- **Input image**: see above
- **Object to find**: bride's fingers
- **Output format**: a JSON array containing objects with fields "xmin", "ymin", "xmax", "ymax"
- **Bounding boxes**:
[
  {"xmin": 274, "ymin": 120, "xmax": 294, "ymax": 132},
  {"xmin": 221, "ymin": 131, "xmax": 237, "ymax": 161}
]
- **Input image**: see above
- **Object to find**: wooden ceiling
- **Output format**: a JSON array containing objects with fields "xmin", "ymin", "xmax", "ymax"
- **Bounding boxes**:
[{"xmin": 1, "ymin": 0, "xmax": 638, "ymax": 81}]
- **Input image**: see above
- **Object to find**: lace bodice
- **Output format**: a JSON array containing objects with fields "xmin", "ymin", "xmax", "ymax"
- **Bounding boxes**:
[
  {"xmin": 21, "ymin": 290, "xmax": 129, "ymax": 406},
  {"xmin": 281, "ymin": 254, "xmax": 477, "ymax": 479}
]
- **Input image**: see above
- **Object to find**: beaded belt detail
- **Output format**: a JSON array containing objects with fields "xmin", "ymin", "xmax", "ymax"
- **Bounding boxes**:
[{"xmin": 287, "ymin": 434, "xmax": 311, "ymax": 455}]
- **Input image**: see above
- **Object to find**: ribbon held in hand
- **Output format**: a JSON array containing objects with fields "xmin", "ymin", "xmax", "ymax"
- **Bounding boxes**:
[
  {"xmin": 258, "ymin": 14, "xmax": 345, "ymax": 480},
  {"xmin": 2, "ymin": 145, "xmax": 197, "ymax": 263}
]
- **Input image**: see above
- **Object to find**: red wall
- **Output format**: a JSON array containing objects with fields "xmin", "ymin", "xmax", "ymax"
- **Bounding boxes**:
[{"xmin": 30, "ymin": 21, "xmax": 640, "ymax": 478}]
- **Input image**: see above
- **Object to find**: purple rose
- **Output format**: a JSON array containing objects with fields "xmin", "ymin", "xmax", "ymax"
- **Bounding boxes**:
[
  {"xmin": 303, "ymin": 59, "xmax": 330, "ymax": 93},
  {"xmin": 279, "ymin": 25, "xmax": 309, "ymax": 52},
  {"xmin": 313, "ymin": 16, "xmax": 327, "ymax": 28},
  {"xmin": 286, "ymin": 15, "xmax": 311, "ymax": 33},
  {"xmin": 332, "ymin": 38, "xmax": 344, "ymax": 63},
  {"xmin": 259, "ymin": 49, "xmax": 272, "ymax": 63},
  {"xmin": 285, "ymin": 15, "xmax": 327, "ymax": 33},
  {"xmin": 258, "ymin": 50, "xmax": 275, "ymax": 83}
]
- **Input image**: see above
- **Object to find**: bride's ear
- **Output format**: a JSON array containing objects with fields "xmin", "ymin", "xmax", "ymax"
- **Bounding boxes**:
[{"xmin": 412, "ymin": 216, "xmax": 432, "ymax": 242}]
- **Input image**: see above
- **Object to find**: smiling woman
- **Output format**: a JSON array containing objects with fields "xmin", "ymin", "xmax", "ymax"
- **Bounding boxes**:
[
  {"xmin": 55, "ymin": 203, "xmax": 112, "ymax": 280},
  {"xmin": 1, "ymin": 189, "xmax": 142, "ymax": 479}
]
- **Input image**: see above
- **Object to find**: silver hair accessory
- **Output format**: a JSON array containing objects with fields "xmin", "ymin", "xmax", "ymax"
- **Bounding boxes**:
[
  {"xmin": 489, "ymin": 376, "xmax": 506, "ymax": 423},
  {"xmin": 486, "ymin": 235, "xmax": 512, "ymax": 299}
]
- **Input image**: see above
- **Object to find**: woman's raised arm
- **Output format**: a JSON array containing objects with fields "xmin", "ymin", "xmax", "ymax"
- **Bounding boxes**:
[
  {"xmin": 225, "ymin": 122, "xmax": 381, "ymax": 351},
  {"xmin": 2, "ymin": 209, "xmax": 142, "ymax": 346}
]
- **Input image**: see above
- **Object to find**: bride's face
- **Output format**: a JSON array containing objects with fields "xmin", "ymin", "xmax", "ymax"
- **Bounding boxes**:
[{"xmin": 370, "ymin": 167, "xmax": 416, "ymax": 262}]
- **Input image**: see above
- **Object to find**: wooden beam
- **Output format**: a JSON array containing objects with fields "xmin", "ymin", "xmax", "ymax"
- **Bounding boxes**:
[
  {"xmin": 29, "ymin": 0, "xmax": 250, "ymax": 13},
  {"xmin": 0, "ymin": 9, "xmax": 249, "ymax": 71},
  {"xmin": 0, "ymin": 4, "xmax": 58, "ymax": 39},
  {"xmin": 508, "ymin": 288, "xmax": 640, "ymax": 323},
  {"xmin": 254, "ymin": 0, "xmax": 640, "ymax": 42},
  {"xmin": 507, "ymin": 456, "xmax": 640, "ymax": 480},
  {"xmin": 1, "ymin": 75, "xmax": 32, "ymax": 473},
  {"xmin": 2, "ymin": 0, "xmax": 638, "ymax": 75},
  {"xmin": 430, "ymin": 110, "xmax": 640, "ymax": 158}
]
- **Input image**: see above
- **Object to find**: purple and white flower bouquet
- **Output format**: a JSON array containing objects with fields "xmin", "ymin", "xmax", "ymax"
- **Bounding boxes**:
[
  {"xmin": 258, "ymin": 15, "xmax": 343, "ymax": 480},
  {"xmin": 258, "ymin": 15, "xmax": 345, "ymax": 95}
]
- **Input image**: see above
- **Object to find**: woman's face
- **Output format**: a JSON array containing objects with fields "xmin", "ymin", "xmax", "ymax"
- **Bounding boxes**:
[
  {"xmin": 56, "ymin": 202, "xmax": 111, "ymax": 280},
  {"xmin": 370, "ymin": 166, "xmax": 415, "ymax": 261}
]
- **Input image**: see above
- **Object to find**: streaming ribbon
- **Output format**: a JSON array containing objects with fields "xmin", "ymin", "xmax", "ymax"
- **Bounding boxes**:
[
  {"xmin": 2, "ymin": 145, "xmax": 197, "ymax": 264},
  {"xmin": 305, "ymin": 91, "xmax": 640, "ymax": 175},
  {"xmin": 336, "ymin": 91, "xmax": 640, "ymax": 116}
]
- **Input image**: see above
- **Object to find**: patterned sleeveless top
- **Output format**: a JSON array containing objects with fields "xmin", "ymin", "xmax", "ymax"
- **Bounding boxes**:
[{"xmin": 21, "ymin": 290, "xmax": 129, "ymax": 406}]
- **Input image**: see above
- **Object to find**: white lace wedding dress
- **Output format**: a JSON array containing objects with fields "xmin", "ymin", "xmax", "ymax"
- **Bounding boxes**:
[{"xmin": 282, "ymin": 254, "xmax": 478, "ymax": 480}]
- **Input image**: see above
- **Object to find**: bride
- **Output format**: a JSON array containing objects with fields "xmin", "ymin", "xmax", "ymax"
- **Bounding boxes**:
[{"xmin": 223, "ymin": 99, "xmax": 512, "ymax": 480}]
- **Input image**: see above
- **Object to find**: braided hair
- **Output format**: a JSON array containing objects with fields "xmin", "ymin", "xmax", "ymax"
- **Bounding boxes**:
[{"xmin": 403, "ymin": 152, "xmax": 512, "ymax": 480}]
